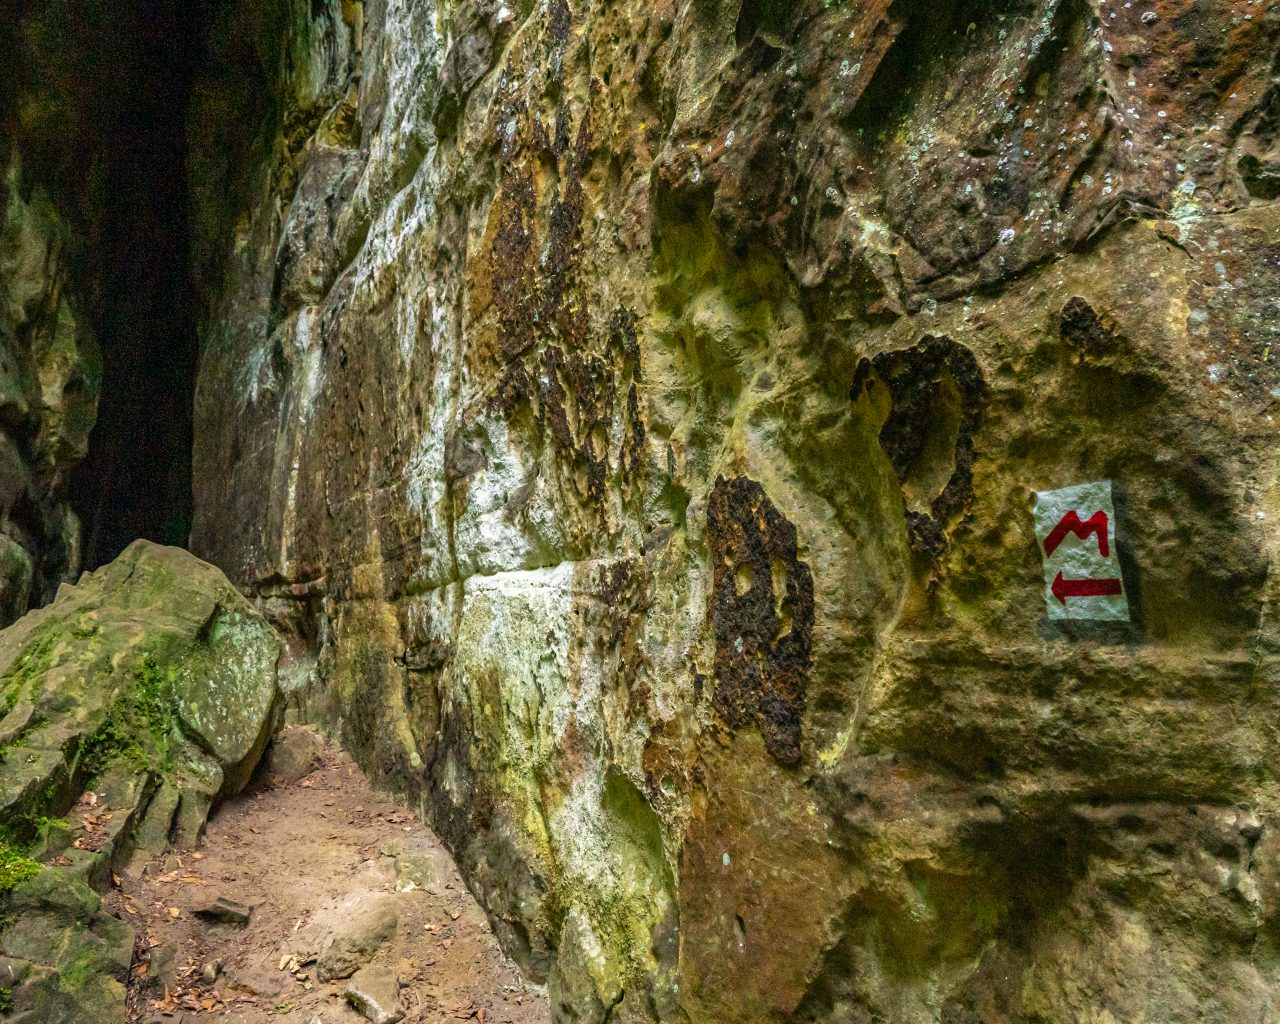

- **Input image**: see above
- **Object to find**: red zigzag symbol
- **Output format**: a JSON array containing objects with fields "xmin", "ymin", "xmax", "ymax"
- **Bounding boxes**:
[{"xmin": 1042, "ymin": 510, "xmax": 1109, "ymax": 558}]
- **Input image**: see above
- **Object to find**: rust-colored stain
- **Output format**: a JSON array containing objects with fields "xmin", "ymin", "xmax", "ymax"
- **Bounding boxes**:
[{"xmin": 706, "ymin": 475, "xmax": 814, "ymax": 766}]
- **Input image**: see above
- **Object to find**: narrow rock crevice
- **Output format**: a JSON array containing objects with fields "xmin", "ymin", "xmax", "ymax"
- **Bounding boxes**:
[
  {"xmin": 61, "ymin": 2, "xmax": 204, "ymax": 568},
  {"xmin": 2, "ymin": 0, "xmax": 205, "ymax": 581}
]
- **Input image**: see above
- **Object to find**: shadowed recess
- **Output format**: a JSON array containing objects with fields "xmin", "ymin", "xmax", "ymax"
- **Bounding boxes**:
[{"xmin": 2, "ymin": 0, "xmax": 206, "ymax": 569}]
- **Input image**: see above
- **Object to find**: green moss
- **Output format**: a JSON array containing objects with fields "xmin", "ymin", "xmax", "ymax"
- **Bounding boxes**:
[
  {"xmin": 0, "ymin": 733, "xmax": 29, "ymax": 767},
  {"xmin": 0, "ymin": 985, "xmax": 12, "ymax": 1014},
  {"xmin": 80, "ymin": 654, "xmax": 179, "ymax": 778},
  {"xmin": 27, "ymin": 816, "xmax": 68, "ymax": 838},
  {"xmin": 55, "ymin": 941, "xmax": 99, "ymax": 991},
  {"xmin": 0, "ymin": 630, "xmax": 59, "ymax": 716},
  {"xmin": 130, "ymin": 655, "xmax": 178, "ymax": 741},
  {"xmin": 0, "ymin": 845, "xmax": 39, "ymax": 893},
  {"xmin": 58, "ymin": 962, "xmax": 90, "ymax": 993},
  {"xmin": 0, "ymin": 759, "xmax": 82, "ymax": 849},
  {"xmin": 69, "ymin": 614, "xmax": 100, "ymax": 642}
]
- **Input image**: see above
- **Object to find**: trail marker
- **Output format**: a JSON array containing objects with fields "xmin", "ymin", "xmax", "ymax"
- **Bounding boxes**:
[{"xmin": 1033, "ymin": 480, "xmax": 1130, "ymax": 622}]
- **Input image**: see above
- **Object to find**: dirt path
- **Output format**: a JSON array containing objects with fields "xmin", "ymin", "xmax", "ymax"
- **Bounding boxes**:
[{"xmin": 114, "ymin": 728, "xmax": 550, "ymax": 1024}]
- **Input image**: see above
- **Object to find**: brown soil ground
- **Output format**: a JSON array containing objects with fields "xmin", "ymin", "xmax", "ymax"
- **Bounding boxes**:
[{"xmin": 112, "ymin": 730, "xmax": 550, "ymax": 1024}]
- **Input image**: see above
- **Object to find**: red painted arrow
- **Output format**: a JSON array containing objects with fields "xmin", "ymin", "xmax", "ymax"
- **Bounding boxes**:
[
  {"xmin": 1051, "ymin": 571, "xmax": 1122, "ymax": 604},
  {"xmin": 1043, "ymin": 510, "xmax": 1109, "ymax": 558}
]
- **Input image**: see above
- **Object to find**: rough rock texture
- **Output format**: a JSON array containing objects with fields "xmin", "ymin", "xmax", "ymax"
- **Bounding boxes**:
[
  {"xmin": 0, "ymin": 541, "xmax": 283, "ymax": 1021},
  {"xmin": 263, "ymin": 722, "xmax": 327, "ymax": 783},
  {"xmin": 0, "ymin": 155, "xmax": 99, "ymax": 624},
  {"xmin": 346, "ymin": 963, "xmax": 405, "ymax": 1024},
  {"xmin": 316, "ymin": 893, "xmax": 399, "ymax": 981},
  {"xmin": 188, "ymin": 0, "xmax": 1280, "ymax": 1021}
]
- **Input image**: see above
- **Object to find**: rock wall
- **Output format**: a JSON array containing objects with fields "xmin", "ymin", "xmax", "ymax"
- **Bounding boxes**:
[
  {"xmin": 0, "ymin": 5, "xmax": 108, "ymax": 614},
  {"xmin": 0, "ymin": 158, "xmax": 98, "ymax": 625},
  {"xmin": 0, "ymin": 40, "xmax": 102, "ymax": 625},
  {"xmin": 1, "ymin": 0, "xmax": 206, "ymax": 614},
  {"xmin": 189, "ymin": 0, "xmax": 1280, "ymax": 1020}
]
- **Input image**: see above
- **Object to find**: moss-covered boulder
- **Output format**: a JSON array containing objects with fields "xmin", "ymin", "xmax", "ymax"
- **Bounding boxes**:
[{"xmin": 0, "ymin": 539, "xmax": 283, "ymax": 1022}]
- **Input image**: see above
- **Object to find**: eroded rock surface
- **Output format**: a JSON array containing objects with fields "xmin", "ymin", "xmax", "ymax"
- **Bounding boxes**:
[
  {"xmin": 2, "ymin": 0, "xmax": 201, "ymax": 571},
  {"xmin": 346, "ymin": 964, "xmax": 405, "ymax": 1024},
  {"xmin": 186, "ymin": 0, "xmax": 1280, "ymax": 1021}
]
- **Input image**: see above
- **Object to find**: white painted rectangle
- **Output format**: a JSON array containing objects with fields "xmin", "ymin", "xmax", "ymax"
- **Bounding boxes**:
[{"xmin": 1033, "ymin": 480, "xmax": 1130, "ymax": 622}]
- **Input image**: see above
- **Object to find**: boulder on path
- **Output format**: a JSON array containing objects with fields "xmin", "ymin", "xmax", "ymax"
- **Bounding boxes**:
[
  {"xmin": 345, "ymin": 964, "xmax": 403, "ymax": 1024},
  {"xmin": 315, "ymin": 893, "xmax": 400, "ymax": 981},
  {"xmin": 264, "ymin": 724, "xmax": 326, "ymax": 784},
  {"xmin": 0, "ymin": 541, "xmax": 284, "ymax": 1022},
  {"xmin": 194, "ymin": 895, "xmax": 253, "ymax": 926}
]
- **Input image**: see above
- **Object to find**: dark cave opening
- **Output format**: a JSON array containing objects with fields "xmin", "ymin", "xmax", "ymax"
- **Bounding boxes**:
[
  {"xmin": 64, "ymin": 0, "xmax": 206, "ymax": 569},
  {"xmin": 2, "ymin": 0, "xmax": 207, "ymax": 572}
]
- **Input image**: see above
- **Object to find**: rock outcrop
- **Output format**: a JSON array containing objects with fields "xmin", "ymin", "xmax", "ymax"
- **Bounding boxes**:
[
  {"xmin": 0, "ymin": 541, "xmax": 283, "ymax": 1022},
  {"xmin": 184, "ymin": 0, "xmax": 1280, "ymax": 1021}
]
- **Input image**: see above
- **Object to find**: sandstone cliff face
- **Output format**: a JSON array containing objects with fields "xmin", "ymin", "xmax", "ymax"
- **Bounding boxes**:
[
  {"xmin": 1, "ymin": 0, "xmax": 206, "ymax": 615},
  {"xmin": 0, "ymin": 0, "xmax": 110, "ymax": 619},
  {"xmin": 190, "ymin": 0, "xmax": 1280, "ymax": 1020}
]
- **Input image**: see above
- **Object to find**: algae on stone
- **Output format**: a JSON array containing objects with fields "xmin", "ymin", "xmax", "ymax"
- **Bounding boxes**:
[{"xmin": 181, "ymin": 0, "xmax": 1280, "ymax": 1021}]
